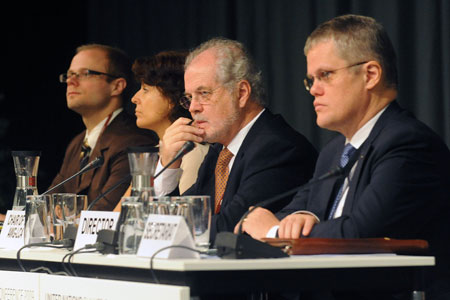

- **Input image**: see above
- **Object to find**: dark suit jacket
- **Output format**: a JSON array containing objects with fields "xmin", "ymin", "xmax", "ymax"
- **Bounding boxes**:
[
  {"xmin": 184, "ymin": 110, "xmax": 318, "ymax": 243},
  {"xmin": 280, "ymin": 101, "xmax": 450, "ymax": 299},
  {"xmin": 49, "ymin": 111, "xmax": 158, "ymax": 211}
]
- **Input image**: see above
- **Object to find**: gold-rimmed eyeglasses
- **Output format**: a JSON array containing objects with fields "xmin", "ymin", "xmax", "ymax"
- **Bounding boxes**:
[
  {"xmin": 179, "ymin": 86, "xmax": 222, "ymax": 110},
  {"xmin": 303, "ymin": 61, "xmax": 368, "ymax": 91}
]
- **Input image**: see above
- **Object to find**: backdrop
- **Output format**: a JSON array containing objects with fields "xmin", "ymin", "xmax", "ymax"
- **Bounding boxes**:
[{"xmin": 1, "ymin": 0, "xmax": 449, "ymax": 211}]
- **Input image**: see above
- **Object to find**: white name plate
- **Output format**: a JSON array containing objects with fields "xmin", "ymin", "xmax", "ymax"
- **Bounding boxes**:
[
  {"xmin": 137, "ymin": 214, "xmax": 199, "ymax": 259},
  {"xmin": 0, "ymin": 210, "xmax": 25, "ymax": 249},
  {"xmin": 74, "ymin": 211, "xmax": 119, "ymax": 251}
]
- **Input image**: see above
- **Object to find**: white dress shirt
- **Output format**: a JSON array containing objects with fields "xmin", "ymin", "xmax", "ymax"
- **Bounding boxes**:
[{"xmin": 83, "ymin": 108, "xmax": 123, "ymax": 151}]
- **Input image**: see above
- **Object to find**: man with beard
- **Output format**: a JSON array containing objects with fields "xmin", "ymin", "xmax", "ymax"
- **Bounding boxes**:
[{"xmin": 155, "ymin": 38, "xmax": 318, "ymax": 243}]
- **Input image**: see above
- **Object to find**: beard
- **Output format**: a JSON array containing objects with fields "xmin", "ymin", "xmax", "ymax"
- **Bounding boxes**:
[{"xmin": 193, "ymin": 104, "xmax": 241, "ymax": 144}]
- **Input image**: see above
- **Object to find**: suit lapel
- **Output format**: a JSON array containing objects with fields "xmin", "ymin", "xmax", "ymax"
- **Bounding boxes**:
[{"xmin": 341, "ymin": 101, "xmax": 402, "ymax": 214}]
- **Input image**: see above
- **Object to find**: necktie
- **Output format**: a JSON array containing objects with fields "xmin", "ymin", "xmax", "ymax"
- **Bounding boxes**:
[
  {"xmin": 327, "ymin": 143, "xmax": 357, "ymax": 219},
  {"xmin": 80, "ymin": 139, "xmax": 91, "ymax": 170},
  {"xmin": 214, "ymin": 147, "xmax": 234, "ymax": 214}
]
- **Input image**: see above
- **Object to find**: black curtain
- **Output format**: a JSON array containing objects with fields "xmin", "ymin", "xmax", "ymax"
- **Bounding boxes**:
[{"xmin": 1, "ymin": 0, "xmax": 449, "ymax": 211}]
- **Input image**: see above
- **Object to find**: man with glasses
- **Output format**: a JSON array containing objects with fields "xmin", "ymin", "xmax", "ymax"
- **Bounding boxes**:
[
  {"xmin": 50, "ymin": 44, "xmax": 158, "ymax": 211},
  {"xmin": 238, "ymin": 15, "xmax": 450, "ymax": 299},
  {"xmin": 155, "ymin": 38, "xmax": 318, "ymax": 243}
]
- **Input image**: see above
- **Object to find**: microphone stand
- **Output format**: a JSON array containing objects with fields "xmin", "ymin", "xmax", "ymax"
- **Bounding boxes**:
[
  {"xmin": 42, "ymin": 156, "xmax": 104, "ymax": 195},
  {"xmin": 215, "ymin": 148, "xmax": 362, "ymax": 259}
]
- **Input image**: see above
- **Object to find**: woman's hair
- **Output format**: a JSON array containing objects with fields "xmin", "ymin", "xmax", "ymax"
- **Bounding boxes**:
[{"xmin": 132, "ymin": 51, "xmax": 191, "ymax": 122}]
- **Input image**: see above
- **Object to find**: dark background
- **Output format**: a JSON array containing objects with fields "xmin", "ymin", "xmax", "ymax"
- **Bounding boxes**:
[{"xmin": 1, "ymin": 0, "xmax": 449, "ymax": 212}]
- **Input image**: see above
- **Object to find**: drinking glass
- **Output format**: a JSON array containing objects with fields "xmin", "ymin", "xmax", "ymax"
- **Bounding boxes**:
[
  {"xmin": 24, "ymin": 195, "xmax": 51, "ymax": 244},
  {"xmin": 184, "ymin": 195, "xmax": 211, "ymax": 251},
  {"xmin": 118, "ymin": 198, "xmax": 145, "ymax": 255},
  {"xmin": 50, "ymin": 193, "xmax": 76, "ymax": 240},
  {"xmin": 75, "ymin": 195, "xmax": 88, "ymax": 226}
]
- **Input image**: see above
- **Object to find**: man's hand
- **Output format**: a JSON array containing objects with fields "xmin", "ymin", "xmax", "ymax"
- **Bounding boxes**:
[
  {"xmin": 234, "ymin": 207, "xmax": 280, "ymax": 240},
  {"xmin": 278, "ymin": 213, "xmax": 318, "ymax": 238},
  {"xmin": 159, "ymin": 118, "xmax": 204, "ymax": 168}
]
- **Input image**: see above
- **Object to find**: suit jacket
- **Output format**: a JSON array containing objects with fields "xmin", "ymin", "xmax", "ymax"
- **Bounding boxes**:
[
  {"xmin": 50, "ymin": 111, "xmax": 158, "ymax": 211},
  {"xmin": 280, "ymin": 101, "xmax": 450, "ymax": 298},
  {"xmin": 184, "ymin": 109, "xmax": 318, "ymax": 243}
]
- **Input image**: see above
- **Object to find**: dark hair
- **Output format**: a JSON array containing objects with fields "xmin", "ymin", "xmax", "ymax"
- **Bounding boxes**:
[
  {"xmin": 132, "ymin": 51, "xmax": 191, "ymax": 122},
  {"xmin": 304, "ymin": 14, "xmax": 398, "ymax": 89},
  {"xmin": 76, "ymin": 44, "xmax": 133, "ymax": 101}
]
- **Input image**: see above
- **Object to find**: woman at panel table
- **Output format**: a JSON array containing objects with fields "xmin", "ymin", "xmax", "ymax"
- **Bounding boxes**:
[{"xmin": 114, "ymin": 51, "xmax": 209, "ymax": 212}]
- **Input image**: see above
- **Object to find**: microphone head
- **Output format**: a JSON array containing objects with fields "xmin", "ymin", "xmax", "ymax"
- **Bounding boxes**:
[
  {"xmin": 93, "ymin": 156, "xmax": 104, "ymax": 167},
  {"xmin": 183, "ymin": 141, "xmax": 195, "ymax": 154}
]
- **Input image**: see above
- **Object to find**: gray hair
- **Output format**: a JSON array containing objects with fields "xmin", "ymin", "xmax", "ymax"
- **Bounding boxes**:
[
  {"xmin": 304, "ymin": 14, "xmax": 398, "ymax": 89},
  {"xmin": 185, "ymin": 38, "xmax": 267, "ymax": 106}
]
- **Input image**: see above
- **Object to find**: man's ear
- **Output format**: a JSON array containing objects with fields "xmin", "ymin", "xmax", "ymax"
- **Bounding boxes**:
[
  {"xmin": 111, "ymin": 78, "xmax": 127, "ymax": 97},
  {"xmin": 237, "ymin": 80, "xmax": 251, "ymax": 108},
  {"xmin": 364, "ymin": 61, "xmax": 382, "ymax": 90}
]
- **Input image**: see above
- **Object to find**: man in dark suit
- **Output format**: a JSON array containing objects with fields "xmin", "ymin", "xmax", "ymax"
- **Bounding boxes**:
[
  {"xmin": 50, "ymin": 44, "xmax": 158, "ymax": 211},
  {"xmin": 156, "ymin": 38, "xmax": 317, "ymax": 242},
  {"xmin": 239, "ymin": 15, "xmax": 450, "ymax": 299}
]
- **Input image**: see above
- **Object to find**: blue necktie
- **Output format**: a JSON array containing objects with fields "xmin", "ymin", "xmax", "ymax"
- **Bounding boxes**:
[{"xmin": 327, "ymin": 143, "xmax": 357, "ymax": 220}]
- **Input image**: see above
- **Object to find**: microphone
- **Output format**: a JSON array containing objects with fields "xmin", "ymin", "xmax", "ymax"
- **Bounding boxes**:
[
  {"xmin": 42, "ymin": 156, "xmax": 104, "ymax": 195},
  {"xmin": 86, "ymin": 174, "xmax": 132, "ymax": 211},
  {"xmin": 153, "ymin": 141, "xmax": 195, "ymax": 179},
  {"xmin": 215, "ymin": 148, "xmax": 361, "ymax": 259},
  {"xmin": 237, "ymin": 147, "xmax": 361, "ymax": 233}
]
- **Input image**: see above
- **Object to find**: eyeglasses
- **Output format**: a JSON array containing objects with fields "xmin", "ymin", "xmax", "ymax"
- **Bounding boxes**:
[
  {"xmin": 59, "ymin": 69, "xmax": 119, "ymax": 83},
  {"xmin": 179, "ymin": 86, "xmax": 222, "ymax": 110},
  {"xmin": 303, "ymin": 61, "xmax": 368, "ymax": 91}
]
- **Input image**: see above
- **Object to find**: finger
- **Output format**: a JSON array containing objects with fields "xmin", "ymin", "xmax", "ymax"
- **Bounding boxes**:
[
  {"xmin": 290, "ymin": 219, "xmax": 303, "ymax": 239},
  {"xmin": 301, "ymin": 218, "xmax": 316, "ymax": 236}
]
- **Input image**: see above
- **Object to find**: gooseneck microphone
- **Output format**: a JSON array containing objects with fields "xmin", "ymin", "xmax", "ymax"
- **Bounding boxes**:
[
  {"xmin": 153, "ymin": 141, "xmax": 195, "ymax": 179},
  {"xmin": 86, "ymin": 174, "xmax": 132, "ymax": 211},
  {"xmin": 214, "ymin": 148, "xmax": 362, "ymax": 259},
  {"xmin": 42, "ymin": 156, "xmax": 104, "ymax": 195},
  {"xmin": 237, "ymin": 147, "xmax": 361, "ymax": 234},
  {"xmin": 87, "ymin": 141, "xmax": 195, "ymax": 211}
]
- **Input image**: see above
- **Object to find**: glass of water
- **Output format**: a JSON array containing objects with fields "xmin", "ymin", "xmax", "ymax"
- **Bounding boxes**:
[
  {"xmin": 24, "ymin": 195, "xmax": 51, "ymax": 244},
  {"xmin": 118, "ymin": 197, "xmax": 145, "ymax": 255},
  {"xmin": 183, "ymin": 195, "xmax": 211, "ymax": 251}
]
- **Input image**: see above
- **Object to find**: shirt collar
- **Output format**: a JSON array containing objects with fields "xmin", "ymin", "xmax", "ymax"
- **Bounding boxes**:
[
  {"xmin": 84, "ymin": 108, "xmax": 123, "ymax": 149},
  {"xmin": 226, "ymin": 108, "xmax": 265, "ymax": 156},
  {"xmin": 347, "ymin": 105, "xmax": 388, "ymax": 149}
]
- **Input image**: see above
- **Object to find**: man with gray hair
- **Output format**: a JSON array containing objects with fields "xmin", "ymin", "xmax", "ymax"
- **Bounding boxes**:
[{"xmin": 156, "ymin": 37, "xmax": 318, "ymax": 243}]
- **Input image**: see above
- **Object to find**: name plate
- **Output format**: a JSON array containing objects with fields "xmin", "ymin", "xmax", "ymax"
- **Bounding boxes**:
[
  {"xmin": 0, "ymin": 210, "xmax": 25, "ymax": 249},
  {"xmin": 137, "ymin": 214, "xmax": 199, "ymax": 259},
  {"xmin": 74, "ymin": 211, "xmax": 119, "ymax": 250}
]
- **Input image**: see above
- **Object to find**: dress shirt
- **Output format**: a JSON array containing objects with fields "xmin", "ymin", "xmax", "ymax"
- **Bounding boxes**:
[
  {"xmin": 83, "ymin": 108, "xmax": 123, "ymax": 151},
  {"xmin": 154, "ymin": 109, "xmax": 265, "ymax": 196}
]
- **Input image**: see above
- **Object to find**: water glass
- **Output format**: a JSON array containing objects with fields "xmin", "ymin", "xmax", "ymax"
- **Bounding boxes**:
[
  {"xmin": 50, "ymin": 193, "xmax": 76, "ymax": 240},
  {"xmin": 147, "ymin": 196, "xmax": 171, "ymax": 215},
  {"xmin": 75, "ymin": 195, "xmax": 88, "ymax": 226},
  {"xmin": 24, "ymin": 195, "xmax": 51, "ymax": 244},
  {"xmin": 118, "ymin": 198, "xmax": 145, "ymax": 255},
  {"xmin": 184, "ymin": 195, "xmax": 211, "ymax": 251}
]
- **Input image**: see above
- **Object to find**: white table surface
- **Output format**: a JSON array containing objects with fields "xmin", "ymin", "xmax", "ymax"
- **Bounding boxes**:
[{"xmin": 0, "ymin": 248, "xmax": 435, "ymax": 271}]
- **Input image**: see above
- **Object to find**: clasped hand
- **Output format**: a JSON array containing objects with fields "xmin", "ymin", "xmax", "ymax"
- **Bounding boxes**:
[{"xmin": 234, "ymin": 207, "xmax": 318, "ymax": 239}]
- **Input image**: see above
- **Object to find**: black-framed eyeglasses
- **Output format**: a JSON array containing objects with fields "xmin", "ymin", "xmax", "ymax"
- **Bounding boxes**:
[
  {"xmin": 179, "ymin": 86, "xmax": 222, "ymax": 110},
  {"xmin": 303, "ymin": 61, "xmax": 368, "ymax": 91},
  {"xmin": 59, "ymin": 69, "xmax": 119, "ymax": 83}
]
